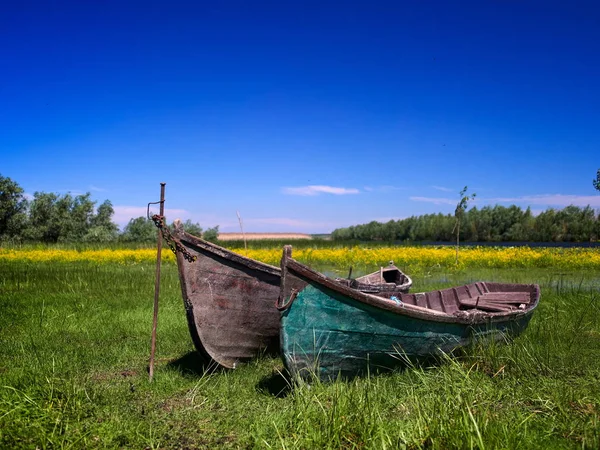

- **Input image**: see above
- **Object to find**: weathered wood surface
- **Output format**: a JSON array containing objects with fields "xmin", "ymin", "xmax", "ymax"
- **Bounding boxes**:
[
  {"xmin": 278, "ymin": 246, "xmax": 540, "ymax": 381},
  {"xmin": 335, "ymin": 261, "xmax": 412, "ymax": 294},
  {"xmin": 173, "ymin": 223, "xmax": 413, "ymax": 370},
  {"xmin": 174, "ymin": 221, "xmax": 284, "ymax": 369}
]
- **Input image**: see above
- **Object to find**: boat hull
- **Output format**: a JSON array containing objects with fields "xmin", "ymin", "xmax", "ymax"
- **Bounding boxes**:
[
  {"xmin": 280, "ymin": 283, "xmax": 534, "ymax": 380},
  {"xmin": 174, "ymin": 225, "xmax": 412, "ymax": 370},
  {"xmin": 175, "ymin": 225, "xmax": 283, "ymax": 369},
  {"xmin": 278, "ymin": 246, "xmax": 539, "ymax": 381}
]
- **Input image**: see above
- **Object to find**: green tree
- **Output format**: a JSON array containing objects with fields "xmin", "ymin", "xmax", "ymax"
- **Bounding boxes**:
[
  {"xmin": 328, "ymin": 202, "xmax": 600, "ymax": 243},
  {"xmin": 84, "ymin": 200, "xmax": 119, "ymax": 242},
  {"xmin": 593, "ymin": 169, "xmax": 600, "ymax": 191},
  {"xmin": 534, "ymin": 208, "xmax": 565, "ymax": 242},
  {"xmin": 381, "ymin": 220, "xmax": 398, "ymax": 241},
  {"xmin": 399, "ymin": 217, "xmax": 416, "ymax": 241},
  {"xmin": 91, "ymin": 200, "xmax": 118, "ymax": 230},
  {"xmin": 203, "ymin": 226, "xmax": 219, "ymax": 242},
  {"xmin": 69, "ymin": 193, "xmax": 96, "ymax": 240},
  {"xmin": 120, "ymin": 217, "xmax": 157, "ymax": 242},
  {"xmin": 555, "ymin": 205, "xmax": 595, "ymax": 242},
  {"xmin": 24, "ymin": 192, "xmax": 58, "ymax": 241},
  {"xmin": 454, "ymin": 186, "xmax": 476, "ymax": 264},
  {"xmin": 24, "ymin": 192, "xmax": 98, "ymax": 242},
  {"xmin": 0, "ymin": 174, "xmax": 28, "ymax": 239},
  {"xmin": 506, "ymin": 206, "xmax": 535, "ymax": 241}
]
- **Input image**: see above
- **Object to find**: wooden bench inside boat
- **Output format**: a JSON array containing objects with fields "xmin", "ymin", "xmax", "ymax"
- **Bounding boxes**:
[{"xmin": 459, "ymin": 292, "xmax": 531, "ymax": 312}]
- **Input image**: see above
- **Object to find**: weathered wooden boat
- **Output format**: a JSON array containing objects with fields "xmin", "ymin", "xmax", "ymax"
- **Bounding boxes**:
[
  {"xmin": 173, "ymin": 220, "xmax": 287, "ymax": 369},
  {"xmin": 278, "ymin": 246, "xmax": 540, "ymax": 381},
  {"xmin": 335, "ymin": 261, "xmax": 412, "ymax": 294},
  {"xmin": 171, "ymin": 222, "xmax": 404, "ymax": 370}
]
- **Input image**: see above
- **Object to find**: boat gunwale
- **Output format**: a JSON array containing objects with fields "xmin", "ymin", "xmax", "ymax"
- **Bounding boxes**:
[
  {"xmin": 174, "ymin": 223, "xmax": 281, "ymax": 277},
  {"xmin": 280, "ymin": 245, "xmax": 540, "ymax": 325}
]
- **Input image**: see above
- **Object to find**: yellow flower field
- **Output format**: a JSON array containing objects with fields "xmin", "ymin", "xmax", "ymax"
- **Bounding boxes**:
[
  {"xmin": 233, "ymin": 246, "xmax": 600, "ymax": 270},
  {"xmin": 0, "ymin": 248, "xmax": 176, "ymax": 264},
  {"xmin": 1, "ymin": 246, "xmax": 599, "ymax": 270}
]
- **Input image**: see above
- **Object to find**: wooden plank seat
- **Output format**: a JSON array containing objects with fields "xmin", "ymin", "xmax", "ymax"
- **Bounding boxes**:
[
  {"xmin": 459, "ymin": 299, "xmax": 515, "ymax": 312},
  {"xmin": 459, "ymin": 292, "xmax": 531, "ymax": 312},
  {"xmin": 476, "ymin": 292, "xmax": 531, "ymax": 304}
]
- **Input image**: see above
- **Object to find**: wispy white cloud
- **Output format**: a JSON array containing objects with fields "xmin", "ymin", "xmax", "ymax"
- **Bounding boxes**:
[
  {"xmin": 89, "ymin": 185, "xmax": 108, "ymax": 192},
  {"xmin": 488, "ymin": 194, "xmax": 600, "ymax": 207},
  {"xmin": 411, "ymin": 193, "xmax": 600, "ymax": 208},
  {"xmin": 431, "ymin": 185, "xmax": 454, "ymax": 192},
  {"xmin": 410, "ymin": 196, "xmax": 456, "ymax": 205},
  {"xmin": 363, "ymin": 185, "xmax": 406, "ymax": 193},
  {"xmin": 282, "ymin": 185, "xmax": 360, "ymax": 196}
]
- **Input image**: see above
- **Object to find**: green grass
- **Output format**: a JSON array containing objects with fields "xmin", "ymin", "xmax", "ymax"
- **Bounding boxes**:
[{"xmin": 0, "ymin": 260, "xmax": 598, "ymax": 449}]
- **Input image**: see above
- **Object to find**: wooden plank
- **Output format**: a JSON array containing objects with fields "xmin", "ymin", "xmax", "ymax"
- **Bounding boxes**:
[
  {"xmin": 465, "ymin": 284, "xmax": 474, "ymax": 298},
  {"xmin": 459, "ymin": 299, "xmax": 515, "ymax": 312},
  {"xmin": 478, "ymin": 293, "xmax": 530, "ymax": 304}
]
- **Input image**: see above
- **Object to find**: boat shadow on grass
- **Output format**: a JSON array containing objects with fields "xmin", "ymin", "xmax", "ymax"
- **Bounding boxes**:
[
  {"xmin": 256, "ymin": 368, "xmax": 294, "ymax": 398},
  {"xmin": 166, "ymin": 351, "xmax": 225, "ymax": 378},
  {"xmin": 255, "ymin": 355, "xmax": 448, "ymax": 398}
]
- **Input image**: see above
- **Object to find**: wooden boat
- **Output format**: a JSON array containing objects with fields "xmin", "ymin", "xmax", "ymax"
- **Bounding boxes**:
[
  {"xmin": 277, "ymin": 246, "xmax": 540, "ymax": 381},
  {"xmin": 172, "ymin": 223, "xmax": 405, "ymax": 370},
  {"xmin": 335, "ymin": 261, "xmax": 412, "ymax": 294},
  {"xmin": 173, "ymin": 220, "xmax": 287, "ymax": 369}
]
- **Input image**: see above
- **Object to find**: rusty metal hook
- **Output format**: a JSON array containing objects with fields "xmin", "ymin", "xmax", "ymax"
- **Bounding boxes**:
[
  {"xmin": 276, "ymin": 288, "xmax": 298, "ymax": 311},
  {"xmin": 147, "ymin": 200, "xmax": 165, "ymax": 220}
]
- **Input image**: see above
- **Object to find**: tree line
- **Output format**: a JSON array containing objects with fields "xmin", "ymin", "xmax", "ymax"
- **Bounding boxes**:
[
  {"xmin": 333, "ymin": 171, "xmax": 600, "ymax": 243},
  {"xmin": 331, "ymin": 204, "xmax": 600, "ymax": 243},
  {"xmin": 3, "ymin": 172, "xmax": 599, "ymax": 244},
  {"xmin": 0, "ymin": 174, "xmax": 217, "ymax": 243}
]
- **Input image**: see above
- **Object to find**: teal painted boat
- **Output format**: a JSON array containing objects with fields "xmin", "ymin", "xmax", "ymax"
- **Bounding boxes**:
[{"xmin": 277, "ymin": 246, "xmax": 540, "ymax": 381}]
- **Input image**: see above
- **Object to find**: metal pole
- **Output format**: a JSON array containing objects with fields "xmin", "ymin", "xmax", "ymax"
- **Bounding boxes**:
[{"xmin": 149, "ymin": 182, "xmax": 166, "ymax": 381}]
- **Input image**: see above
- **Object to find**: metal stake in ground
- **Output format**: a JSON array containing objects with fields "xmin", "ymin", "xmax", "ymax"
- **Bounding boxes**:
[{"xmin": 149, "ymin": 182, "xmax": 166, "ymax": 381}]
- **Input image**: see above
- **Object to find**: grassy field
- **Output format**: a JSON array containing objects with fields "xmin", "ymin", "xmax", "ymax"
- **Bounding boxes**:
[{"xmin": 0, "ymin": 248, "xmax": 599, "ymax": 449}]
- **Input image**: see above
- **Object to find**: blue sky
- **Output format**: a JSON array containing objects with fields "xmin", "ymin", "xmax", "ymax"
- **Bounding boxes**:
[{"xmin": 2, "ymin": 1, "xmax": 599, "ymax": 233}]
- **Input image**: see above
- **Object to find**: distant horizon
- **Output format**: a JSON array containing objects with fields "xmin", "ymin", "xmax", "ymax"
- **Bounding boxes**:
[
  {"xmin": 111, "ymin": 194, "xmax": 600, "ymax": 233},
  {"xmin": 12, "ymin": 181, "xmax": 600, "ymax": 234}
]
